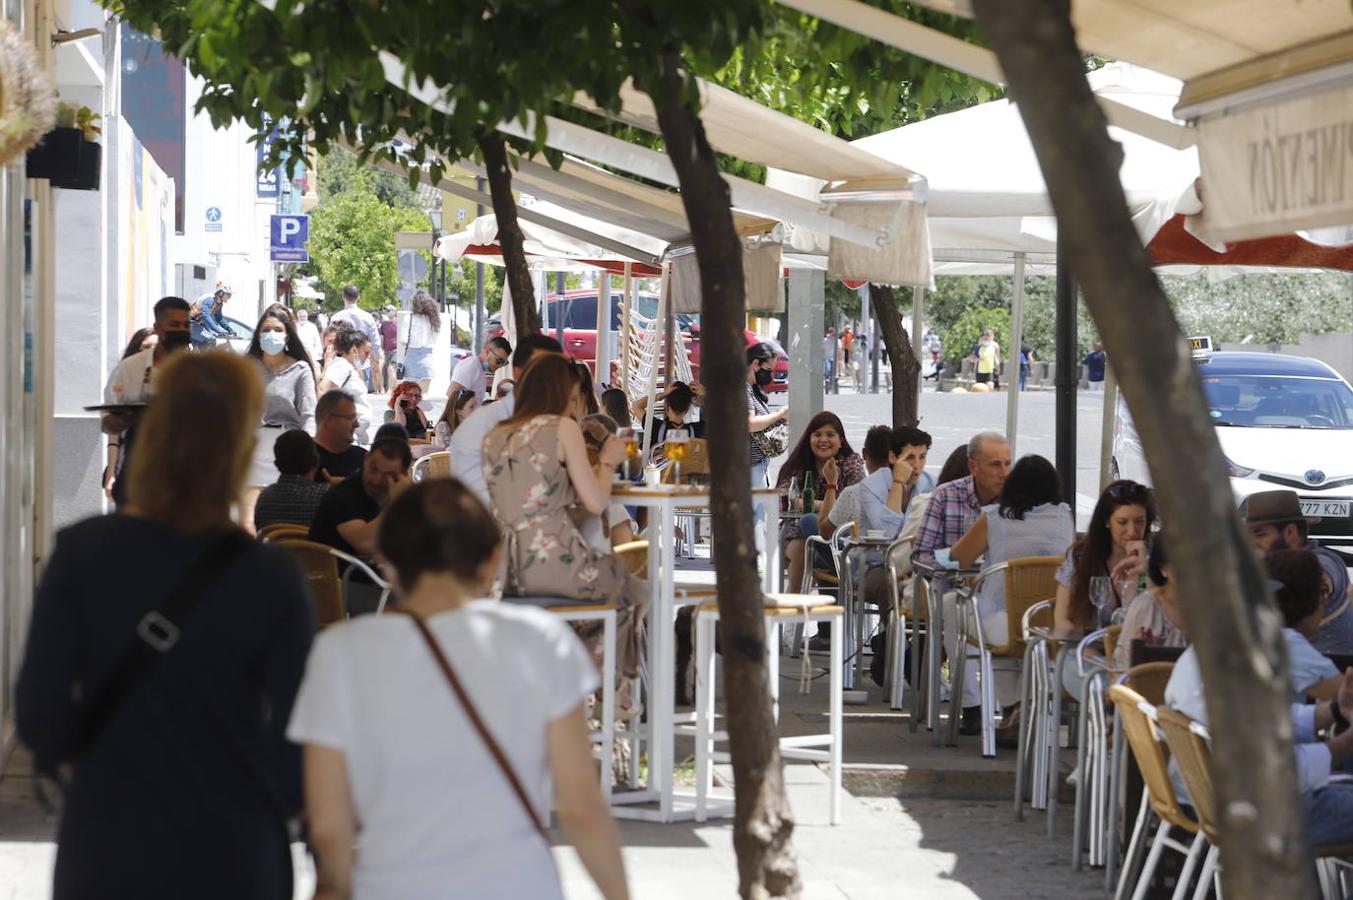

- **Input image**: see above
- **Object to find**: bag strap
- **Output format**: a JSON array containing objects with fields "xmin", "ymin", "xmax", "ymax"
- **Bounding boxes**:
[
  {"xmin": 76, "ymin": 530, "xmax": 251, "ymax": 756},
  {"xmin": 395, "ymin": 608, "xmax": 550, "ymax": 842}
]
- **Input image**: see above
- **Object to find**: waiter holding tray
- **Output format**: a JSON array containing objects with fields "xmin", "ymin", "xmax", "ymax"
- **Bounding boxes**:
[{"xmin": 96, "ymin": 297, "xmax": 194, "ymax": 505}]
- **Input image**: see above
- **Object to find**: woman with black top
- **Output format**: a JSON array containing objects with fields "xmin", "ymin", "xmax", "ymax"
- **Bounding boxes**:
[
  {"xmin": 388, "ymin": 381, "xmax": 431, "ymax": 440},
  {"xmin": 17, "ymin": 352, "xmax": 314, "ymax": 899}
]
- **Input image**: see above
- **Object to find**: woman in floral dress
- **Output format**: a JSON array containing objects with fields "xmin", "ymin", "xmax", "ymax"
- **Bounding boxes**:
[{"xmin": 483, "ymin": 353, "xmax": 646, "ymax": 712}]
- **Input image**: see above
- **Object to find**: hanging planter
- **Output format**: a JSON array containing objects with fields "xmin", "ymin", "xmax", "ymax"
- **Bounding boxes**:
[
  {"xmin": 0, "ymin": 20, "xmax": 58, "ymax": 168},
  {"xmin": 26, "ymin": 102, "xmax": 102, "ymax": 190}
]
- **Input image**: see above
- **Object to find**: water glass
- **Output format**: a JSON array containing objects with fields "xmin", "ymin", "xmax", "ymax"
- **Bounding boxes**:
[{"xmin": 1089, "ymin": 576, "xmax": 1114, "ymax": 628}]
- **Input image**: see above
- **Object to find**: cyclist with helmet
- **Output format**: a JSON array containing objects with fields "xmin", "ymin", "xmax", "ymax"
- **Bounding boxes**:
[{"xmin": 191, "ymin": 282, "xmax": 234, "ymax": 347}]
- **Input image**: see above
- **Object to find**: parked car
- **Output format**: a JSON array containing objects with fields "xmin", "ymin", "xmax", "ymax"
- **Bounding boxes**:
[
  {"xmin": 219, "ymin": 316, "xmax": 254, "ymax": 353},
  {"xmin": 1114, "ymin": 341, "xmax": 1353, "ymax": 549}
]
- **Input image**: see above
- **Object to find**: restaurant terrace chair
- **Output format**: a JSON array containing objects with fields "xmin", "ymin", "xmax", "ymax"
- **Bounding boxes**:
[
  {"xmin": 882, "ymin": 533, "xmax": 916, "ymax": 710},
  {"xmin": 257, "ymin": 522, "xmax": 310, "ymax": 543},
  {"xmin": 955, "ymin": 555, "xmax": 1063, "ymax": 757},
  {"xmin": 1156, "ymin": 707, "xmax": 1353, "ymax": 900},
  {"xmin": 788, "ymin": 520, "xmax": 852, "ymax": 658},
  {"xmin": 660, "ymin": 439, "xmax": 710, "ymax": 557},
  {"xmin": 273, "ymin": 539, "xmax": 391, "ymax": 628},
  {"xmin": 613, "ymin": 539, "xmax": 650, "ymax": 578},
  {"xmin": 1015, "ymin": 599, "xmax": 1055, "ymax": 817},
  {"xmin": 411, "ymin": 450, "xmax": 451, "ymax": 481},
  {"xmin": 693, "ymin": 593, "xmax": 843, "ymax": 825},
  {"xmin": 1072, "ymin": 625, "xmax": 1122, "ymax": 870},
  {"xmin": 1108, "ymin": 679, "xmax": 1205, "ymax": 900}
]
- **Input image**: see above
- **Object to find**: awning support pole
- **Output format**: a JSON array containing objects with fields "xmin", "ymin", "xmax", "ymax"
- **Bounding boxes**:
[
  {"xmin": 912, "ymin": 285, "xmax": 925, "ymax": 415},
  {"xmin": 1101, "ymin": 363, "xmax": 1118, "ymax": 490},
  {"xmin": 1055, "ymin": 237, "xmax": 1078, "ymax": 507},
  {"xmin": 595, "ymin": 270, "xmax": 611, "ymax": 389},
  {"xmin": 1006, "ymin": 252, "xmax": 1027, "ymax": 455}
]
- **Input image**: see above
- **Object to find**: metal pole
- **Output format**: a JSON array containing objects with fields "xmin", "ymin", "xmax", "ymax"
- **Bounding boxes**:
[
  {"xmin": 1101, "ymin": 362, "xmax": 1118, "ymax": 490},
  {"xmin": 911, "ymin": 285, "xmax": 925, "ymax": 406},
  {"xmin": 857, "ymin": 284, "xmax": 870, "ymax": 393},
  {"xmin": 555, "ymin": 271, "xmax": 566, "ymax": 348},
  {"xmin": 870, "ymin": 305, "xmax": 881, "ymax": 394},
  {"xmin": 1055, "ymin": 236, "xmax": 1078, "ymax": 507},
  {"xmin": 1006, "ymin": 252, "xmax": 1027, "ymax": 455},
  {"xmin": 473, "ymin": 176, "xmax": 485, "ymax": 355},
  {"xmin": 620, "ymin": 263, "xmax": 633, "ymax": 391},
  {"xmin": 595, "ymin": 271, "xmax": 611, "ymax": 387}
]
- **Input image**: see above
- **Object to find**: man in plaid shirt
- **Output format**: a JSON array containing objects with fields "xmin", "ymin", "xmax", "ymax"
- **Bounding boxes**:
[{"xmin": 913, "ymin": 432, "xmax": 1012, "ymax": 733}]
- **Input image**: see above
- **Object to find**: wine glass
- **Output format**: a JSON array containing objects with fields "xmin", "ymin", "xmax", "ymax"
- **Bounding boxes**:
[
  {"xmin": 666, "ymin": 428, "xmax": 689, "ymax": 484},
  {"xmin": 1089, "ymin": 576, "xmax": 1114, "ymax": 628}
]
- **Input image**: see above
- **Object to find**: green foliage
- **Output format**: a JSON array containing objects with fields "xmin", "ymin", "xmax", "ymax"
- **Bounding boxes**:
[
  {"xmin": 946, "ymin": 306, "xmax": 1010, "ymax": 368},
  {"xmin": 444, "ymin": 263, "xmax": 504, "ymax": 318},
  {"xmin": 318, "ymin": 147, "xmax": 419, "ymax": 208},
  {"xmin": 927, "ymin": 275, "xmax": 1097, "ymax": 365},
  {"xmin": 1161, "ymin": 272, "xmax": 1352, "ymax": 345},
  {"xmin": 307, "ymin": 181, "xmax": 429, "ymax": 311}
]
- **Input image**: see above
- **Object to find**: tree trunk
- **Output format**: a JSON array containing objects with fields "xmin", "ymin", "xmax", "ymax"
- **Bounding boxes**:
[
  {"xmin": 645, "ymin": 50, "xmax": 801, "ymax": 899},
  {"xmin": 870, "ymin": 284, "xmax": 921, "ymax": 427},
  {"xmin": 970, "ymin": 2, "xmax": 1312, "ymax": 896},
  {"xmin": 478, "ymin": 132, "xmax": 540, "ymax": 335}
]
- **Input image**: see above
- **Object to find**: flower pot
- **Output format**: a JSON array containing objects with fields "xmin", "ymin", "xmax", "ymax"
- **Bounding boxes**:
[
  {"xmin": 49, "ymin": 140, "xmax": 100, "ymax": 191},
  {"xmin": 24, "ymin": 126, "xmax": 82, "ymax": 179}
]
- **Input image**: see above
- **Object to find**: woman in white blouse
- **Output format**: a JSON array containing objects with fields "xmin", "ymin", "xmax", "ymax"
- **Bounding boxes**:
[{"xmin": 288, "ymin": 479, "xmax": 628, "ymax": 900}]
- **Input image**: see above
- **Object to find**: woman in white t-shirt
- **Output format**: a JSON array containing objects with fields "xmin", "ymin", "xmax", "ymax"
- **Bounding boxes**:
[
  {"xmin": 317, "ymin": 328, "xmax": 372, "ymax": 445},
  {"xmin": 288, "ymin": 479, "xmax": 629, "ymax": 900},
  {"xmin": 402, "ymin": 292, "xmax": 441, "ymax": 392}
]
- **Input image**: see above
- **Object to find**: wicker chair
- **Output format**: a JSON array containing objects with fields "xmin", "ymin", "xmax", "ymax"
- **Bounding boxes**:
[
  {"xmin": 273, "ymin": 538, "xmax": 391, "ymax": 628},
  {"xmin": 411, "ymin": 451, "xmax": 451, "ymax": 481},
  {"xmin": 257, "ymin": 523, "xmax": 310, "ymax": 543}
]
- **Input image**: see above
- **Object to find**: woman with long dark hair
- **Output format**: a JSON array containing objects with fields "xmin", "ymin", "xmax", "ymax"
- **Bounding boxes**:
[
  {"xmin": 776, "ymin": 410, "xmax": 865, "ymax": 594},
  {"xmin": 18, "ymin": 352, "xmax": 314, "ymax": 898},
  {"xmin": 434, "ymin": 388, "xmax": 478, "ymax": 449},
  {"xmin": 1055, "ymin": 479, "xmax": 1156, "ymax": 630},
  {"xmin": 246, "ymin": 305, "xmax": 318, "ymax": 489},
  {"xmin": 404, "ymin": 291, "xmax": 441, "ymax": 392}
]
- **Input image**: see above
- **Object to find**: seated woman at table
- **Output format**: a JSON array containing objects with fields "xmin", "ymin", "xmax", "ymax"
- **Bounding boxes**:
[
  {"xmin": 387, "ymin": 381, "xmax": 431, "ymax": 441},
  {"xmin": 1111, "ymin": 538, "xmax": 1188, "ymax": 669},
  {"xmin": 1268, "ymin": 547, "xmax": 1344, "ymax": 701},
  {"xmin": 952, "ymin": 454, "xmax": 1074, "ymax": 732},
  {"xmin": 288, "ymin": 479, "xmax": 630, "ymax": 900},
  {"xmin": 1054, "ymin": 479, "xmax": 1156, "ymax": 696},
  {"xmin": 484, "ymin": 353, "xmax": 646, "ymax": 716},
  {"xmin": 777, "ymin": 410, "xmax": 865, "ymax": 593},
  {"xmin": 432, "ymin": 387, "xmax": 478, "ymax": 450}
]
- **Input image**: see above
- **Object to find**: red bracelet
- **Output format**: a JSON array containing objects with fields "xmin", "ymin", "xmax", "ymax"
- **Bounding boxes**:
[{"xmin": 826, "ymin": 483, "xmax": 838, "ymax": 491}]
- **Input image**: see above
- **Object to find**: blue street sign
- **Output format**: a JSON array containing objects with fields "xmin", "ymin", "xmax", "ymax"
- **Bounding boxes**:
[
  {"xmin": 205, "ymin": 205, "xmax": 223, "ymax": 233},
  {"xmin": 256, "ymin": 118, "xmax": 280, "ymax": 198},
  {"xmin": 270, "ymin": 214, "xmax": 309, "ymax": 263}
]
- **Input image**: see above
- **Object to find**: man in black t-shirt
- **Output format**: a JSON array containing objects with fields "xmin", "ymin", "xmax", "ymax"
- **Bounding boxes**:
[
  {"xmin": 313, "ymin": 390, "xmax": 367, "ymax": 484},
  {"xmin": 309, "ymin": 437, "xmax": 412, "ymax": 558}
]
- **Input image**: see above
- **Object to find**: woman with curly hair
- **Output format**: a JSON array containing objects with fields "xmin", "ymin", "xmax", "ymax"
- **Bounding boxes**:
[{"xmin": 775, "ymin": 410, "xmax": 865, "ymax": 593}]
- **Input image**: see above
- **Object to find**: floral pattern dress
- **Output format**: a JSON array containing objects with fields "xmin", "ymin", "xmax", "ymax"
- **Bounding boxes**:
[{"xmin": 483, "ymin": 415, "xmax": 646, "ymax": 685}]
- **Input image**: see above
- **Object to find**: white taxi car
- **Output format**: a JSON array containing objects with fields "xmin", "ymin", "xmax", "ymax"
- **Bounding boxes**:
[{"xmin": 1114, "ymin": 342, "xmax": 1353, "ymax": 548}]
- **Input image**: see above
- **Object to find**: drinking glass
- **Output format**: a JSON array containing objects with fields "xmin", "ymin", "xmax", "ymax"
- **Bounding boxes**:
[
  {"xmin": 1089, "ymin": 576, "xmax": 1114, "ymax": 628},
  {"xmin": 618, "ymin": 427, "xmax": 641, "ymax": 481},
  {"xmin": 666, "ymin": 428, "xmax": 689, "ymax": 483}
]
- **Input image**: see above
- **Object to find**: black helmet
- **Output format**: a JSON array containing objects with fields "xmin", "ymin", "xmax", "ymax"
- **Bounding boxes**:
[{"xmin": 746, "ymin": 342, "xmax": 777, "ymax": 366}]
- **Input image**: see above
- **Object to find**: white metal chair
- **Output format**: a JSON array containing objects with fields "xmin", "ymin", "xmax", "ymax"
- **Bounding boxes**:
[
  {"xmin": 1015, "ymin": 599, "xmax": 1055, "ymax": 817},
  {"xmin": 882, "ymin": 534, "xmax": 916, "ymax": 710},
  {"xmin": 693, "ymin": 593, "xmax": 844, "ymax": 825},
  {"xmin": 273, "ymin": 538, "xmax": 392, "ymax": 623},
  {"xmin": 411, "ymin": 451, "xmax": 451, "ymax": 481},
  {"xmin": 1072, "ymin": 626, "xmax": 1121, "ymax": 870}
]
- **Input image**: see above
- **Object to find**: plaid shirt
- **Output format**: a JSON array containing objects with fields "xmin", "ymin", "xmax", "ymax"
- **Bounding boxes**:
[
  {"xmin": 912, "ymin": 474, "xmax": 983, "ymax": 564},
  {"xmin": 255, "ymin": 474, "xmax": 330, "ymax": 531}
]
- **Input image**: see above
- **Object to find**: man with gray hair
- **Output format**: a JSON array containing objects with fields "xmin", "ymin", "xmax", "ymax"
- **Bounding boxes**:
[{"xmin": 913, "ymin": 431, "xmax": 1012, "ymax": 734}]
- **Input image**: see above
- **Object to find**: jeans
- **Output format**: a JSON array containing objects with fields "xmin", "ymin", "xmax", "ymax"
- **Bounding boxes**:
[
  {"xmin": 1306, "ymin": 783, "xmax": 1353, "ymax": 845},
  {"xmin": 1019, "ymin": 367, "xmax": 1029, "ymax": 392},
  {"xmin": 751, "ymin": 458, "xmax": 769, "ymax": 554}
]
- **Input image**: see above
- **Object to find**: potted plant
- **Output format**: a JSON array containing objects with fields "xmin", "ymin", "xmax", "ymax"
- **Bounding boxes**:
[{"xmin": 26, "ymin": 102, "xmax": 102, "ymax": 190}]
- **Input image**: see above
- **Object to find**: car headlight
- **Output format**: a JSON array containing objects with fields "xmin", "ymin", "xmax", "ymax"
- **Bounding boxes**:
[{"xmin": 1226, "ymin": 457, "xmax": 1256, "ymax": 478}]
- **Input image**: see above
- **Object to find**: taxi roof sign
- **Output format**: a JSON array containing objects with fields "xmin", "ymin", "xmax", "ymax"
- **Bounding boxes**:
[{"xmin": 1188, "ymin": 335, "xmax": 1214, "ymax": 359}]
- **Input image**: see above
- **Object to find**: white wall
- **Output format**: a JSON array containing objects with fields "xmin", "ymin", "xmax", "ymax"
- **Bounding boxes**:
[
  {"xmin": 174, "ymin": 76, "xmax": 274, "ymax": 326},
  {"xmin": 1218, "ymin": 332, "xmax": 1353, "ymax": 383}
]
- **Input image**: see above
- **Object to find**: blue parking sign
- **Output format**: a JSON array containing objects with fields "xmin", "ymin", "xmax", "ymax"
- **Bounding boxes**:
[{"xmin": 270, "ymin": 214, "xmax": 309, "ymax": 263}]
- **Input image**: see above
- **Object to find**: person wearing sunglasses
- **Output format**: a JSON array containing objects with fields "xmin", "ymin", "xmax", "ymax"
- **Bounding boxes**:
[{"xmin": 449, "ymin": 336, "xmax": 512, "ymax": 403}]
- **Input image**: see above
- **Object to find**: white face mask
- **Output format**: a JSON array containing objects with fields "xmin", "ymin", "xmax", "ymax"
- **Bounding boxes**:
[{"xmin": 259, "ymin": 331, "xmax": 288, "ymax": 355}]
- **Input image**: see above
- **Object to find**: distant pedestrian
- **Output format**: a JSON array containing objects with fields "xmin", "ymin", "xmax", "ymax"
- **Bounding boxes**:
[
  {"xmin": 19, "ymin": 351, "xmax": 314, "ymax": 900},
  {"xmin": 1019, "ymin": 340, "xmax": 1035, "ymax": 392},
  {"xmin": 330, "ymin": 285, "xmax": 379, "ymax": 391},
  {"xmin": 842, "ymin": 327, "xmax": 854, "ymax": 366},
  {"xmin": 823, "ymin": 327, "xmax": 837, "ymax": 387},
  {"xmin": 404, "ymin": 291, "xmax": 441, "ymax": 392},
  {"xmin": 450, "ymin": 336, "xmax": 512, "ymax": 402},
  {"xmin": 294, "ymin": 307, "xmax": 322, "ymax": 363},
  {"xmin": 379, "ymin": 305, "xmax": 399, "ymax": 391},
  {"xmin": 190, "ymin": 281, "xmax": 233, "ymax": 348},
  {"xmin": 1083, "ymin": 340, "xmax": 1106, "ymax": 389},
  {"xmin": 973, "ymin": 329, "xmax": 1001, "ymax": 389}
]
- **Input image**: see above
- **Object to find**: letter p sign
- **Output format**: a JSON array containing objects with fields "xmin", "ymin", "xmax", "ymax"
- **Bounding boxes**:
[{"xmin": 270, "ymin": 214, "xmax": 310, "ymax": 263}]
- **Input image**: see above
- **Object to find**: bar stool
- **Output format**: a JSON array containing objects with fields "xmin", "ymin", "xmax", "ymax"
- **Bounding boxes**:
[
  {"xmin": 692, "ymin": 593, "xmax": 844, "ymax": 825},
  {"xmin": 505, "ymin": 598, "xmax": 618, "ymax": 801}
]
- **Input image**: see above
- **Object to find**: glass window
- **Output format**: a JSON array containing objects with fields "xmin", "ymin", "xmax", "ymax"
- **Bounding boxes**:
[{"xmin": 1203, "ymin": 376, "xmax": 1353, "ymax": 428}]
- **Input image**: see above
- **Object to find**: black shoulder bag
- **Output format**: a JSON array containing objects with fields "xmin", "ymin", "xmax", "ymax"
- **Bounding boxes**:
[{"xmin": 75, "ymin": 530, "xmax": 251, "ymax": 755}]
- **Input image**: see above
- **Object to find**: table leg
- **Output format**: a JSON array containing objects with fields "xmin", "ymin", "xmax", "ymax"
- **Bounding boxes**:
[
  {"xmin": 929, "ymin": 578, "xmax": 944, "ymax": 746},
  {"xmin": 947, "ymin": 592, "xmax": 967, "ymax": 748},
  {"xmin": 656, "ymin": 499, "xmax": 677, "ymax": 821},
  {"xmin": 765, "ymin": 502, "xmax": 781, "ymax": 595},
  {"xmin": 1048, "ymin": 649, "xmax": 1068, "ymax": 838}
]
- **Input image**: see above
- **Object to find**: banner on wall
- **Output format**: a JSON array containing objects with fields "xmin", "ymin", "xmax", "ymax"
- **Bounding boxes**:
[{"xmin": 119, "ymin": 118, "xmax": 176, "ymax": 337}]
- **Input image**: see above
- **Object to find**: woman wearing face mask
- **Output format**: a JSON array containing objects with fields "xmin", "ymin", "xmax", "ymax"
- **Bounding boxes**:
[
  {"xmin": 747, "ymin": 342, "xmax": 789, "ymax": 492},
  {"xmin": 246, "ymin": 308, "xmax": 318, "ymax": 492}
]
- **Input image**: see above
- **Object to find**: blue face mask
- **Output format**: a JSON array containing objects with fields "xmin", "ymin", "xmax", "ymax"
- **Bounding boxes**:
[{"xmin": 259, "ymin": 331, "xmax": 288, "ymax": 355}]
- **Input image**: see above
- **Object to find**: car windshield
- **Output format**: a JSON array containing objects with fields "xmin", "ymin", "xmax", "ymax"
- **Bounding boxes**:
[{"xmin": 1203, "ymin": 375, "xmax": 1353, "ymax": 429}]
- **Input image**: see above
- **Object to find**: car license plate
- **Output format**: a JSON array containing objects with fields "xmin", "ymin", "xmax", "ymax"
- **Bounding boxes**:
[{"xmin": 1301, "ymin": 500, "xmax": 1351, "ymax": 518}]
